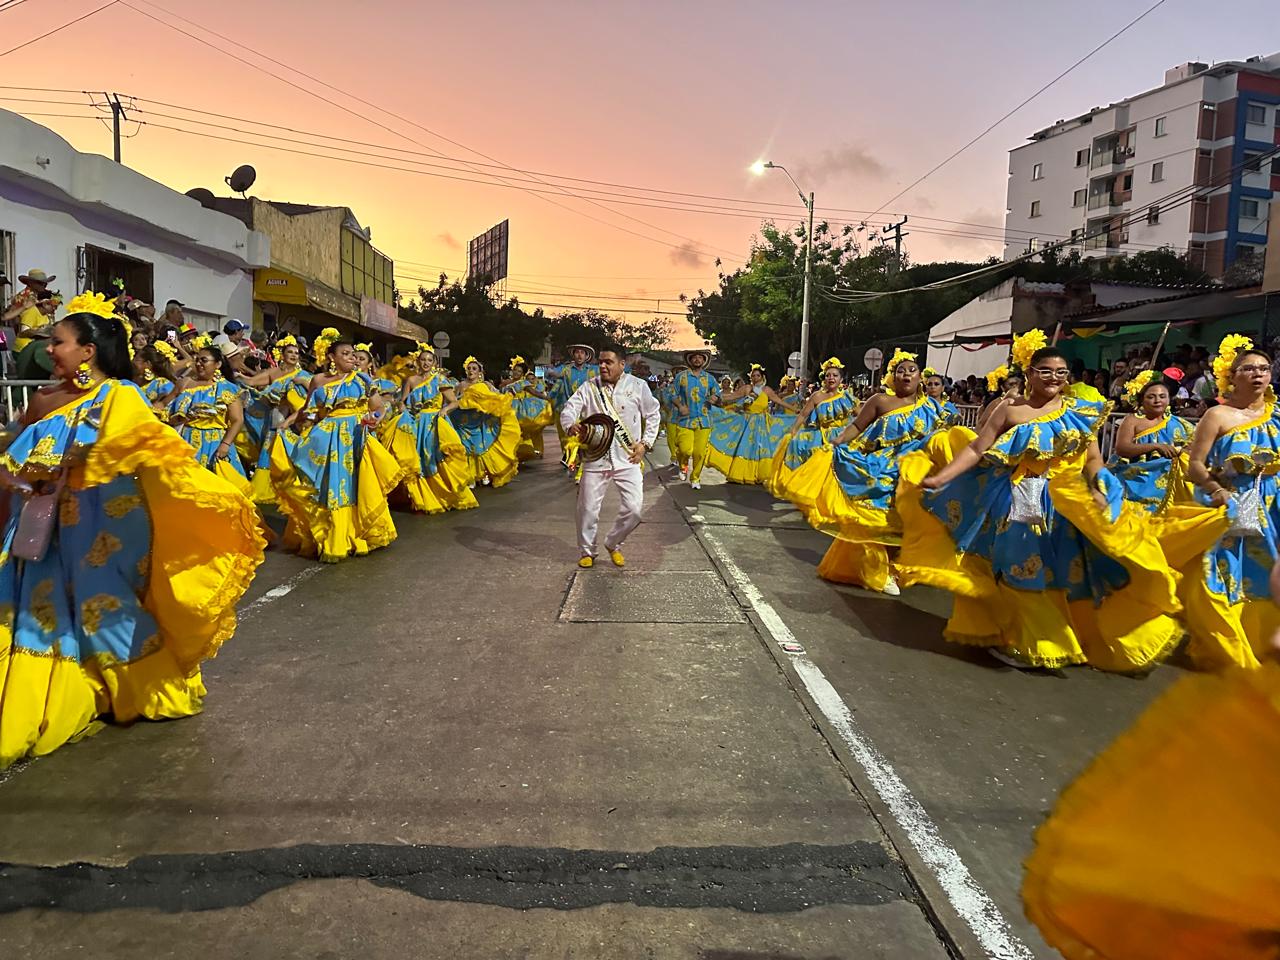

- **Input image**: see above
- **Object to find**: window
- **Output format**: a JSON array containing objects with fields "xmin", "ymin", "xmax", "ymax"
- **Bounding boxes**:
[
  {"xmin": 1154, "ymin": 116, "xmax": 1166, "ymax": 137},
  {"xmin": 1075, "ymin": 148, "xmax": 1088, "ymax": 167},
  {"xmin": 1122, "ymin": 173, "xmax": 1133, "ymax": 191},
  {"xmin": 1151, "ymin": 161, "xmax": 1164, "ymax": 182},
  {"xmin": 1244, "ymin": 151, "xmax": 1264, "ymax": 173},
  {"xmin": 340, "ymin": 230, "xmax": 393, "ymax": 304},
  {"xmin": 1070, "ymin": 228, "xmax": 1083, "ymax": 243},
  {"xmin": 1029, "ymin": 200, "xmax": 1041, "ymax": 218},
  {"xmin": 1072, "ymin": 188, "xmax": 1086, "ymax": 207},
  {"xmin": 1240, "ymin": 199, "xmax": 1260, "ymax": 219},
  {"xmin": 1147, "ymin": 205, "xmax": 1160, "ymax": 225},
  {"xmin": 1236, "ymin": 243, "xmax": 1258, "ymax": 261},
  {"xmin": 1246, "ymin": 103, "xmax": 1266, "ymax": 125},
  {"xmin": 1031, "ymin": 162, "xmax": 1043, "ymax": 180}
]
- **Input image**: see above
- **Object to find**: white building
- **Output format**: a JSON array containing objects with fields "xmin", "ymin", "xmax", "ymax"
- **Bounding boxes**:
[
  {"xmin": 0, "ymin": 110, "xmax": 268, "ymax": 325},
  {"xmin": 1005, "ymin": 54, "xmax": 1280, "ymax": 278}
]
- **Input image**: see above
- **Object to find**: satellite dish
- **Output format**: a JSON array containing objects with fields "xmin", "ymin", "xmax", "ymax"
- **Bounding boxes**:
[
  {"xmin": 185, "ymin": 187, "xmax": 216, "ymax": 208},
  {"xmin": 225, "ymin": 164, "xmax": 257, "ymax": 196}
]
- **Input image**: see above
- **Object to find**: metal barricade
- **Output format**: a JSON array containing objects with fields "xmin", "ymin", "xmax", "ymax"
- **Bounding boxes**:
[
  {"xmin": 0, "ymin": 379, "xmax": 55, "ymax": 422},
  {"xmin": 954, "ymin": 404, "xmax": 981, "ymax": 429}
]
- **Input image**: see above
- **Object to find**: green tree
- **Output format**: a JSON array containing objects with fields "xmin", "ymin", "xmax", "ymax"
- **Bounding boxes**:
[
  {"xmin": 545, "ymin": 308, "xmax": 672, "ymax": 357},
  {"xmin": 400, "ymin": 275, "xmax": 549, "ymax": 376}
]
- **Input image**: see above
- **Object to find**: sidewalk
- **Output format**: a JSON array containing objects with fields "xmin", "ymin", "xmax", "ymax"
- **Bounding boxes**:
[{"xmin": 0, "ymin": 448, "xmax": 951, "ymax": 959}]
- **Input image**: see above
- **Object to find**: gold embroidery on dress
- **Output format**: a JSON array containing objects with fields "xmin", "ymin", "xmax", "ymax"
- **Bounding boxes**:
[
  {"xmin": 85, "ymin": 531, "xmax": 123, "ymax": 567},
  {"xmin": 59, "ymin": 490, "xmax": 81, "ymax": 526},
  {"xmin": 1010, "ymin": 554, "xmax": 1043, "ymax": 579},
  {"xmin": 80, "ymin": 594, "xmax": 123, "ymax": 635},
  {"xmin": 105, "ymin": 494, "xmax": 143, "ymax": 518},
  {"xmin": 32, "ymin": 578, "xmax": 57, "ymax": 632}
]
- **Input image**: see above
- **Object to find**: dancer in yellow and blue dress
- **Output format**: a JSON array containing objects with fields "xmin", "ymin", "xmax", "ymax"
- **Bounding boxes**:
[
  {"xmin": 167, "ymin": 339, "xmax": 251, "ymax": 496},
  {"xmin": 385, "ymin": 343, "xmax": 477, "ymax": 514},
  {"xmin": 1109, "ymin": 370, "xmax": 1194, "ymax": 515},
  {"xmin": 670, "ymin": 348, "xmax": 720, "ymax": 489},
  {"xmin": 132, "ymin": 341, "xmax": 179, "ymax": 419},
  {"xmin": 445, "ymin": 356, "xmax": 521, "ymax": 489},
  {"xmin": 272, "ymin": 332, "xmax": 403, "ymax": 562},
  {"xmin": 896, "ymin": 334, "xmax": 1182, "ymax": 673},
  {"xmin": 502, "ymin": 355, "xmax": 554, "ymax": 461},
  {"xmin": 706, "ymin": 364, "xmax": 795, "ymax": 485},
  {"xmin": 234, "ymin": 334, "xmax": 311, "ymax": 504},
  {"xmin": 546, "ymin": 344, "xmax": 600, "ymax": 459},
  {"xmin": 923, "ymin": 368, "xmax": 960, "ymax": 422},
  {"xmin": 769, "ymin": 358, "xmax": 857, "ymax": 498},
  {"xmin": 782, "ymin": 350, "xmax": 955, "ymax": 596},
  {"xmin": 0, "ymin": 292, "xmax": 265, "ymax": 768},
  {"xmin": 1178, "ymin": 335, "xmax": 1280, "ymax": 670}
]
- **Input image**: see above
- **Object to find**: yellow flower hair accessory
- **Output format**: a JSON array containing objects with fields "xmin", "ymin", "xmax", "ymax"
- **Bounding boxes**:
[
  {"xmin": 464, "ymin": 355, "xmax": 480, "ymax": 368},
  {"xmin": 416, "ymin": 341, "xmax": 435, "ymax": 354},
  {"xmin": 65, "ymin": 291, "xmax": 118, "ymax": 320},
  {"xmin": 190, "ymin": 333, "xmax": 213, "ymax": 351},
  {"xmin": 749, "ymin": 362, "xmax": 764, "ymax": 373},
  {"xmin": 923, "ymin": 366, "xmax": 940, "ymax": 378},
  {"xmin": 271, "ymin": 334, "xmax": 298, "ymax": 362},
  {"xmin": 1011, "ymin": 328, "xmax": 1047, "ymax": 372},
  {"xmin": 120, "ymin": 316, "xmax": 135, "ymax": 359},
  {"xmin": 881, "ymin": 349, "xmax": 918, "ymax": 396},
  {"xmin": 153, "ymin": 340, "xmax": 178, "ymax": 363},
  {"xmin": 1122, "ymin": 369, "xmax": 1156, "ymax": 406},
  {"xmin": 820, "ymin": 357, "xmax": 845, "ymax": 372},
  {"xmin": 985, "ymin": 364, "xmax": 1010, "ymax": 393},
  {"xmin": 313, "ymin": 326, "xmax": 340, "ymax": 363},
  {"xmin": 510, "ymin": 355, "xmax": 526, "ymax": 367},
  {"xmin": 354, "ymin": 342, "xmax": 373, "ymax": 354},
  {"xmin": 1213, "ymin": 333, "xmax": 1255, "ymax": 397}
]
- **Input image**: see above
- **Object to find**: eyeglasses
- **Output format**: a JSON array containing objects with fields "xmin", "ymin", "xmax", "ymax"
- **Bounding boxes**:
[
  {"xmin": 1237, "ymin": 363, "xmax": 1272, "ymax": 375},
  {"xmin": 1030, "ymin": 367, "xmax": 1070, "ymax": 380}
]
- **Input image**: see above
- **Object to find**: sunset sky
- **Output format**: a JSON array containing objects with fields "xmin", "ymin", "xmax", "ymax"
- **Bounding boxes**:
[{"xmin": 3, "ymin": 0, "xmax": 1276, "ymax": 345}]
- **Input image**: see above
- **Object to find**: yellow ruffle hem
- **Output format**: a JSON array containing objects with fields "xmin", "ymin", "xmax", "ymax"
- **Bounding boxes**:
[
  {"xmin": 0, "ymin": 386, "xmax": 266, "ymax": 768},
  {"xmin": 384, "ymin": 412, "xmax": 478, "ymax": 515},
  {"xmin": 1024, "ymin": 664, "xmax": 1280, "ymax": 959},
  {"xmin": 270, "ymin": 429, "xmax": 404, "ymax": 564},
  {"xmin": 896, "ymin": 428, "xmax": 1182, "ymax": 673},
  {"xmin": 781, "ymin": 446, "xmax": 901, "ymax": 543},
  {"xmin": 457, "ymin": 386, "xmax": 521, "ymax": 488}
]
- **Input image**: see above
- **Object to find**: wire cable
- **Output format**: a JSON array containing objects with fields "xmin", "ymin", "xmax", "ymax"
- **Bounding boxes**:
[{"xmin": 0, "ymin": 0, "xmax": 120, "ymax": 59}]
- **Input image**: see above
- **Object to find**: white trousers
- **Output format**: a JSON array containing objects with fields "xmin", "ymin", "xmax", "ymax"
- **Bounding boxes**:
[{"xmin": 577, "ymin": 463, "xmax": 644, "ymax": 557}]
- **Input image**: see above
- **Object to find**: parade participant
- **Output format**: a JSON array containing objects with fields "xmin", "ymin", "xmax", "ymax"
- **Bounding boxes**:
[
  {"xmin": 560, "ymin": 346, "xmax": 660, "ymax": 568},
  {"xmin": 234, "ymin": 334, "xmax": 311, "ymax": 503},
  {"xmin": 896, "ymin": 338, "xmax": 1181, "ymax": 673},
  {"xmin": 444, "ymin": 356, "xmax": 521, "ymax": 489},
  {"xmin": 133, "ymin": 341, "xmax": 180, "ymax": 417},
  {"xmin": 0, "ymin": 291, "xmax": 265, "ymax": 769},
  {"xmin": 385, "ymin": 343, "xmax": 476, "ymax": 514},
  {"xmin": 769, "ymin": 357, "xmax": 858, "ymax": 499},
  {"xmin": 783, "ymin": 349, "xmax": 953, "ymax": 596},
  {"xmin": 1178, "ymin": 335, "xmax": 1280, "ymax": 670},
  {"xmin": 11, "ymin": 290, "xmax": 62, "ymax": 380},
  {"xmin": 502, "ymin": 355, "xmax": 554, "ymax": 461},
  {"xmin": 706, "ymin": 364, "xmax": 792, "ymax": 485},
  {"xmin": 1109, "ymin": 370, "xmax": 1194, "ymax": 515},
  {"xmin": 167, "ymin": 342, "xmax": 251, "ymax": 495},
  {"xmin": 659, "ymin": 364, "xmax": 686, "ymax": 464},
  {"xmin": 670, "ymin": 348, "xmax": 720, "ymax": 489},
  {"xmin": 923, "ymin": 368, "xmax": 959, "ymax": 421},
  {"xmin": 271, "ymin": 333, "xmax": 403, "ymax": 562},
  {"xmin": 546, "ymin": 344, "xmax": 600, "ymax": 453},
  {"xmin": 977, "ymin": 364, "xmax": 1023, "ymax": 429}
]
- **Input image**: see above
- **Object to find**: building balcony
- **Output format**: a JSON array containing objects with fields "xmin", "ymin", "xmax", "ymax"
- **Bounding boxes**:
[
  {"xmin": 1084, "ymin": 230, "xmax": 1128, "ymax": 251},
  {"xmin": 1090, "ymin": 146, "xmax": 1134, "ymax": 170},
  {"xmin": 1087, "ymin": 192, "xmax": 1128, "ymax": 211}
]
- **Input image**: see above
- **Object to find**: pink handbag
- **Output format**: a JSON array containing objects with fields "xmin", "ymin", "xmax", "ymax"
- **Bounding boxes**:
[{"xmin": 11, "ymin": 410, "xmax": 81, "ymax": 564}]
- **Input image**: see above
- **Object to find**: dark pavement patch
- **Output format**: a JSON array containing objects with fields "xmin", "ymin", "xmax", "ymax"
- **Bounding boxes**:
[
  {"xmin": 0, "ymin": 841, "xmax": 913, "ymax": 915},
  {"xmin": 560, "ymin": 570, "xmax": 746, "ymax": 623}
]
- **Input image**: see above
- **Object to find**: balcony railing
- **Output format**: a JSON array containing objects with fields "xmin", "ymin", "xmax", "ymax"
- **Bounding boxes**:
[
  {"xmin": 1086, "ymin": 192, "xmax": 1128, "ymax": 210},
  {"xmin": 1090, "ymin": 146, "xmax": 1134, "ymax": 169},
  {"xmin": 1084, "ymin": 231, "xmax": 1128, "ymax": 250}
]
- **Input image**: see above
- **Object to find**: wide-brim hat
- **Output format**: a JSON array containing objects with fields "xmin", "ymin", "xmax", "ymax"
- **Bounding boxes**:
[
  {"xmin": 576, "ymin": 412, "xmax": 616, "ymax": 462},
  {"xmin": 683, "ymin": 348, "xmax": 711, "ymax": 363},
  {"xmin": 566, "ymin": 343, "xmax": 596, "ymax": 360},
  {"xmin": 19, "ymin": 270, "xmax": 54, "ymax": 286}
]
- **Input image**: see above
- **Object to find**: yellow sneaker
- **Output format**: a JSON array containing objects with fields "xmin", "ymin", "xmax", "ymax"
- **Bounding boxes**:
[
  {"xmin": 609, "ymin": 549, "xmax": 625, "ymax": 568},
  {"xmin": 578, "ymin": 556, "xmax": 594, "ymax": 569}
]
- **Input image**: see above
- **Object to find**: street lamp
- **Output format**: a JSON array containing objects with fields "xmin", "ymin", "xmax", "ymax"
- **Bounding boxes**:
[{"xmin": 752, "ymin": 160, "xmax": 815, "ymax": 379}]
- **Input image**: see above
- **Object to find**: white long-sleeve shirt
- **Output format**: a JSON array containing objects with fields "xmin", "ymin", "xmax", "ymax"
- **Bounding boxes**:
[{"xmin": 559, "ymin": 372, "xmax": 661, "ymax": 471}]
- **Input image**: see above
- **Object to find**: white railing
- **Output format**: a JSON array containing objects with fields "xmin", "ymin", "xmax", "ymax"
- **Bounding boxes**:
[{"xmin": 0, "ymin": 379, "xmax": 53, "ymax": 421}]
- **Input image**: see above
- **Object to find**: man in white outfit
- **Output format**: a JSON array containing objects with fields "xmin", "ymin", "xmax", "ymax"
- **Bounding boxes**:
[{"xmin": 560, "ymin": 347, "xmax": 661, "ymax": 568}]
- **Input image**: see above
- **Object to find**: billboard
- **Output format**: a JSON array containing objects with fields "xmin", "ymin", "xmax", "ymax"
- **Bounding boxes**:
[{"xmin": 467, "ymin": 219, "xmax": 509, "ymax": 283}]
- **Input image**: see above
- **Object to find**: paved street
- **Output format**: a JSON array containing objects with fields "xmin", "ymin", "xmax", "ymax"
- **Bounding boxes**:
[{"xmin": 0, "ymin": 434, "xmax": 1176, "ymax": 960}]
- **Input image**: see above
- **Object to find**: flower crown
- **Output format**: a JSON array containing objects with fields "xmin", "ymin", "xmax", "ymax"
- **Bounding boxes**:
[
  {"xmin": 153, "ymin": 340, "xmax": 178, "ymax": 363},
  {"xmin": 66, "ymin": 291, "xmax": 119, "ymax": 320},
  {"xmin": 1010, "ymin": 328, "xmax": 1047, "ymax": 373},
  {"xmin": 882, "ymin": 349, "xmax": 918, "ymax": 396},
  {"xmin": 313, "ymin": 327, "xmax": 340, "ymax": 363},
  {"xmin": 354, "ymin": 342, "xmax": 373, "ymax": 354},
  {"xmin": 190, "ymin": 333, "xmax": 213, "ymax": 351},
  {"xmin": 464, "ymin": 355, "xmax": 481, "ymax": 368},
  {"xmin": 1122, "ymin": 369, "xmax": 1156, "ymax": 406},
  {"xmin": 271, "ymin": 334, "xmax": 297, "ymax": 362},
  {"xmin": 985, "ymin": 364, "xmax": 1010, "ymax": 394},
  {"xmin": 749, "ymin": 362, "xmax": 764, "ymax": 373},
  {"xmin": 820, "ymin": 357, "xmax": 844, "ymax": 372},
  {"xmin": 923, "ymin": 366, "xmax": 940, "ymax": 378},
  {"xmin": 1213, "ymin": 333, "xmax": 1255, "ymax": 397},
  {"xmin": 510, "ymin": 354, "xmax": 526, "ymax": 367},
  {"xmin": 416, "ymin": 341, "xmax": 435, "ymax": 354}
]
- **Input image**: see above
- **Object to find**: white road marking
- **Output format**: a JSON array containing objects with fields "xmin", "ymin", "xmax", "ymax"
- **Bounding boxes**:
[
  {"xmin": 238, "ymin": 566, "xmax": 324, "ymax": 619},
  {"xmin": 702, "ymin": 528, "xmax": 1034, "ymax": 960}
]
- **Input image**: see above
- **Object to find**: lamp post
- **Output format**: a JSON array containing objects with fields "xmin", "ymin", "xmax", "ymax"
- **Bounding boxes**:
[{"xmin": 752, "ymin": 161, "xmax": 814, "ymax": 379}]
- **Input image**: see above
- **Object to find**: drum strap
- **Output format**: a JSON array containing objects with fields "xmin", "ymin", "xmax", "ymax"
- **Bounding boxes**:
[{"xmin": 594, "ymin": 378, "xmax": 635, "ymax": 452}]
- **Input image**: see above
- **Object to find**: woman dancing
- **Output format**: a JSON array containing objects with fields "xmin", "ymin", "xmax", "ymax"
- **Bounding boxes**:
[
  {"xmin": 706, "ymin": 364, "xmax": 793, "ymax": 485},
  {"xmin": 0, "ymin": 292, "xmax": 264, "ymax": 768},
  {"xmin": 446, "ymin": 356, "xmax": 521, "ymax": 489},
  {"xmin": 167, "ymin": 341, "xmax": 251, "ymax": 496},
  {"xmin": 769, "ymin": 358, "xmax": 857, "ymax": 499}
]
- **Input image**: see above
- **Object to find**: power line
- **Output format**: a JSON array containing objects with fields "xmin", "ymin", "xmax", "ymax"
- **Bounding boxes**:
[
  {"xmin": 0, "ymin": 0, "xmax": 36, "ymax": 14},
  {"xmin": 0, "ymin": 0, "xmax": 120, "ymax": 59},
  {"xmin": 866, "ymin": 0, "xmax": 1170, "ymax": 219}
]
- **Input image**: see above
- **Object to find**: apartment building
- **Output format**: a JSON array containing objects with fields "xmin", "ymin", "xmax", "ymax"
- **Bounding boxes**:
[{"xmin": 1004, "ymin": 54, "xmax": 1280, "ymax": 277}]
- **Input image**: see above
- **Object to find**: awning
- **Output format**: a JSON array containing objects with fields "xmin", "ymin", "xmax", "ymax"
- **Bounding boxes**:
[
  {"xmin": 254, "ymin": 267, "xmax": 307, "ymax": 305},
  {"xmin": 1062, "ymin": 288, "xmax": 1264, "ymax": 331}
]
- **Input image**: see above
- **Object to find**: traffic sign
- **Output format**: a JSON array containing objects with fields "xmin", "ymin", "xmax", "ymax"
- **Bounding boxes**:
[
  {"xmin": 863, "ymin": 347, "xmax": 884, "ymax": 371},
  {"xmin": 787, "ymin": 351, "xmax": 802, "ymax": 367},
  {"xmin": 433, "ymin": 331, "xmax": 451, "ymax": 349},
  {"xmin": 437, "ymin": 348, "xmax": 450, "ymax": 358}
]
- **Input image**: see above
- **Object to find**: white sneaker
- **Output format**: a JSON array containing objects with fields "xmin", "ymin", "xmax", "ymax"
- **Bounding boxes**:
[
  {"xmin": 881, "ymin": 577, "xmax": 900, "ymax": 597},
  {"xmin": 690, "ymin": 481, "xmax": 701, "ymax": 490}
]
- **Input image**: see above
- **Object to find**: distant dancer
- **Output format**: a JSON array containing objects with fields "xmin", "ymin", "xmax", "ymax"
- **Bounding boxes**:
[
  {"xmin": 670, "ymin": 348, "xmax": 720, "ymax": 489},
  {"xmin": 560, "ymin": 347, "xmax": 659, "ymax": 568}
]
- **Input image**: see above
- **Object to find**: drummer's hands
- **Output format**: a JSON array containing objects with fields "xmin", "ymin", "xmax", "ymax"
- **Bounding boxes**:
[
  {"xmin": 628, "ymin": 441, "xmax": 647, "ymax": 464},
  {"xmin": 566, "ymin": 423, "xmax": 583, "ymax": 439}
]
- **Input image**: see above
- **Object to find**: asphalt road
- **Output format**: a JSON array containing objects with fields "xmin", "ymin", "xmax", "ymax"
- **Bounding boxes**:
[{"xmin": 0, "ymin": 433, "xmax": 1177, "ymax": 959}]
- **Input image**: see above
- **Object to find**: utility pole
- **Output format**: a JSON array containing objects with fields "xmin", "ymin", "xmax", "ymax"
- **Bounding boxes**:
[
  {"xmin": 800, "ymin": 190, "xmax": 814, "ymax": 380},
  {"xmin": 105, "ymin": 92, "xmax": 128, "ymax": 163},
  {"xmin": 882, "ymin": 216, "xmax": 909, "ymax": 273}
]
